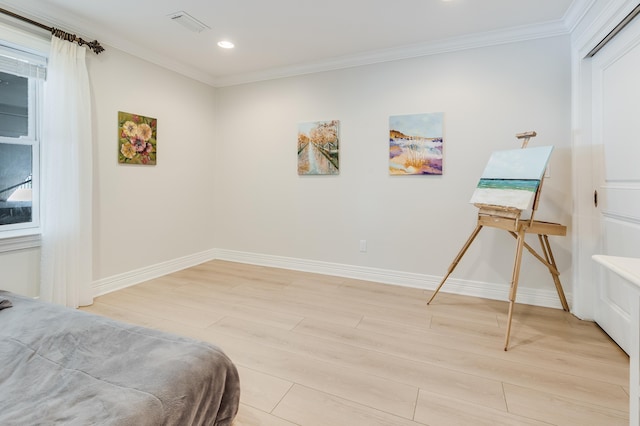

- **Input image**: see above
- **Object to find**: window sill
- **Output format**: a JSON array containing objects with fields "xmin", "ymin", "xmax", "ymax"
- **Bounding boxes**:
[{"xmin": 0, "ymin": 232, "xmax": 41, "ymax": 253}]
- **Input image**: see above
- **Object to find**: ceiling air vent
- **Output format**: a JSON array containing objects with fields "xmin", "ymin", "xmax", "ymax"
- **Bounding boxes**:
[{"xmin": 167, "ymin": 11, "xmax": 210, "ymax": 33}]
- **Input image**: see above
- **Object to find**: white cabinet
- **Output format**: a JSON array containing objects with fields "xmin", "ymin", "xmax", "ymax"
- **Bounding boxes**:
[{"xmin": 593, "ymin": 255, "xmax": 640, "ymax": 426}]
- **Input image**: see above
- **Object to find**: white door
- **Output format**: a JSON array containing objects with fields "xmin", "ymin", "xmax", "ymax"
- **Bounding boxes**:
[{"xmin": 591, "ymin": 14, "xmax": 640, "ymax": 354}]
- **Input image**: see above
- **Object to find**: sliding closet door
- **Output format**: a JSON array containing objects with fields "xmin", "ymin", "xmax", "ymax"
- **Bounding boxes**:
[{"xmin": 591, "ymin": 13, "xmax": 640, "ymax": 353}]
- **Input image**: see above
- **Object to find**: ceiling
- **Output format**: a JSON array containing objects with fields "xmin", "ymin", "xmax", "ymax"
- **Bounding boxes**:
[{"xmin": 0, "ymin": 0, "xmax": 582, "ymax": 87}]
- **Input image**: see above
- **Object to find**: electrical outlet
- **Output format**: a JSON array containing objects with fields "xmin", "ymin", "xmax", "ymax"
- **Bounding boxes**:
[{"xmin": 359, "ymin": 240, "xmax": 367, "ymax": 252}]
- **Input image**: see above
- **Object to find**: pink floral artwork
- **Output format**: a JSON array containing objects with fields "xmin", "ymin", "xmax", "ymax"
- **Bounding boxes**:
[{"xmin": 118, "ymin": 111, "xmax": 157, "ymax": 165}]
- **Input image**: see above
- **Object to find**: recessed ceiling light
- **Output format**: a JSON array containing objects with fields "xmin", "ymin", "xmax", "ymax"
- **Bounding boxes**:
[{"xmin": 217, "ymin": 40, "xmax": 235, "ymax": 49}]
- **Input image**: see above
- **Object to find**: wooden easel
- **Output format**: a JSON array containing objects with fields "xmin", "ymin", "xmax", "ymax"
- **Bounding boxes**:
[{"xmin": 427, "ymin": 131, "xmax": 569, "ymax": 351}]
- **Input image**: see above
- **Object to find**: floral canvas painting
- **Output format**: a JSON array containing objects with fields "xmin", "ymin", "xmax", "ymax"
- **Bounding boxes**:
[
  {"xmin": 297, "ymin": 120, "xmax": 339, "ymax": 175},
  {"xmin": 469, "ymin": 145, "xmax": 553, "ymax": 211},
  {"xmin": 389, "ymin": 112, "xmax": 443, "ymax": 175},
  {"xmin": 118, "ymin": 111, "xmax": 157, "ymax": 165}
]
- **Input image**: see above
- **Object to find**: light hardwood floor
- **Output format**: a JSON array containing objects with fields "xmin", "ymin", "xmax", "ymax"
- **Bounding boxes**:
[{"xmin": 80, "ymin": 260, "xmax": 629, "ymax": 426}]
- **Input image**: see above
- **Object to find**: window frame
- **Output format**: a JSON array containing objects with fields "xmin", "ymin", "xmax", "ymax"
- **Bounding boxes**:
[
  {"xmin": 0, "ymin": 76, "xmax": 42, "ymax": 235},
  {"xmin": 0, "ymin": 23, "xmax": 49, "ymax": 251}
]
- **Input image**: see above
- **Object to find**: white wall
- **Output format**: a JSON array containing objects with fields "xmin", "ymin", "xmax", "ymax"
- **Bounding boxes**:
[
  {"xmin": 0, "ymin": 247, "xmax": 39, "ymax": 296},
  {"xmin": 85, "ymin": 48, "xmax": 218, "ymax": 293},
  {"xmin": 2, "ymin": 31, "xmax": 573, "ymax": 308},
  {"xmin": 214, "ymin": 35, "xmax": 573, "ymax": 305},
  {"xmin": 2, "ymin": 45, "xmax": 220, "ymax": 297}
]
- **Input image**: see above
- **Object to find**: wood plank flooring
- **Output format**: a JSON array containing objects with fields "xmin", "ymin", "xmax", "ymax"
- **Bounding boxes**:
[{"xmin": 80, "ymin": 260, "xmax": 629, "ymax": 425}]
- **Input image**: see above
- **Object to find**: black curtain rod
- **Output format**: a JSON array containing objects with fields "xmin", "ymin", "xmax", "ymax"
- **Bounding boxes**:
[
  {"xmin": 586, "ymin": 3, "xmax": 640, "ymax": 58},
  {"xmin": 0, "ymin": 7, "xmax": 105, "ymax": 54}
]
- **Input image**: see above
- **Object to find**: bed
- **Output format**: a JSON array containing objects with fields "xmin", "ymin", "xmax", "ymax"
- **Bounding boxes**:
[{"xmin": 0, "ymin": 290, "xmax": 240, "ymax": 425}]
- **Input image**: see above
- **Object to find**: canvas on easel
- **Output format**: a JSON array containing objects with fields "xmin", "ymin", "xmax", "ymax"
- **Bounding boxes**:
[
  {"xmin": 427, "ymin": 132, "xmax": 568, "ymax": 351},
  {"xmin": 470, "ymin": 145, "xmax": 553, "ymax": 211}
]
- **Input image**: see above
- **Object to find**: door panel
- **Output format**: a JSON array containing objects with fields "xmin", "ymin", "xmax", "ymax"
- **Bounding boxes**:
[
  {"xmin": 601, "ymin": 37, "xmax": 640, "ymax": 182},
  {"xmin": 603, "ymin": 188, "xmax": 640, "ymax": 220},
  {"xmin": 592, "ymin": 15, "xmax": 640, "ymax": 354}
]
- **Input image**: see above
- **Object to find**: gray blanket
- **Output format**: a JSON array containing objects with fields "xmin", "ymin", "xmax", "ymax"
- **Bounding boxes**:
[{"xmin": 0, "ymin": 291, "xmax": 240, "ymax": 425}]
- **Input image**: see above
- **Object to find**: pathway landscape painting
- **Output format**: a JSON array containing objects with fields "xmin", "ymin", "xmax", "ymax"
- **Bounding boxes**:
[
  {"xmin": 298, "ymin": 120, "xmax": 339, "ymax": 175},
  {"xmin": 470, "ymin": 145, "xmax": 553, "ymax": 211},
  {"xmin": 389, "ymin": 112, "xmax": 443, "ymax": 175}
]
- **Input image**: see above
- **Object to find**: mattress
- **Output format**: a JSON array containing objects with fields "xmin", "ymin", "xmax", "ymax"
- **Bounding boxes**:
[{"xmin": 0, "ymin": 290, "xmax": 240, "ymax": 425}]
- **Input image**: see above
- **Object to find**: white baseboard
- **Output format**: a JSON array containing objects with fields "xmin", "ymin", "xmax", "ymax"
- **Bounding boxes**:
[
  {"xmin": 214, "ymin": 249, "xmax": 571, "ymax": 310},
  {"xmin": 91, "ymin": 249, "xmax": 218, "ymax": 297},
  {"xmin": 92, "ymin": 248, "xmax": 571, "ymax": 310}
]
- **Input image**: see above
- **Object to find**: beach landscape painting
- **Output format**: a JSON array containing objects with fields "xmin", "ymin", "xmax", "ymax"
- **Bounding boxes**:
[
  {"xmin": 389, "ymin": 112, "xmax": 443, "ymax": 175},
  {"xmin": 298, "ymin": 120, "xmax": 339, "ymax": 175},
  {"xmin": 470, "ymin": 145, "xmax": 553, "ymax": 211}
]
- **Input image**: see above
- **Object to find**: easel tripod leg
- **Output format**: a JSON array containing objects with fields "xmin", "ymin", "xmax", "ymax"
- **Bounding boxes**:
[
  {"xmin": 504, "ymin": 229, "xmax": 526, "ymax": 351},
  {"xmin": 508, "ymin": 232, "xmax": 559, "ymax": 275},
  {"xmin": 507, "ymin": 231, "xmax": 569, "ymax": 313},
  {"xmin": 428, "ymin": 224, "xmax": 483, "ymax": 305},
  {"xmin": 540, "ymin": 235, "xmax": 569, "ymax": 311}
]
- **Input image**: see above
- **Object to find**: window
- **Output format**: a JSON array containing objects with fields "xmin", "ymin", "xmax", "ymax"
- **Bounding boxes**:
[{"xmin": 0, "ymin": 43, "xmax": 46, "ymax": 241}]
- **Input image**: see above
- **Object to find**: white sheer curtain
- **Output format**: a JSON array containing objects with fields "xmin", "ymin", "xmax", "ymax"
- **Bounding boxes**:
[{"xmin": 40, "ymin": 37, "xmax": 93, "ymax": 307}]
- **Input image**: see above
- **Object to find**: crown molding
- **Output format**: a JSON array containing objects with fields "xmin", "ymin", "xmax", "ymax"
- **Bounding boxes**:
[
  {"xmin": 212, "ymin": 19, "xmax": 572, "ymax": 87},
  {"xmin": 0, "ymin": 4, "xmax": 220, "ymax": 86},
  {"xmin": 563, "ymin": 0, "xmax": 598, "ymax": 33},
  {"xmin": 95, "ymin": 36, "xmax": 220, "ymax": 87},
  {"xmin": 23, "ymin": 5, "xmax": 573, "ymax": 89},
  {"xmin": 0, "ymin": 3, "xmax": 582, "ymax": 88}
]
